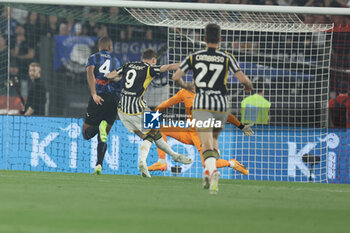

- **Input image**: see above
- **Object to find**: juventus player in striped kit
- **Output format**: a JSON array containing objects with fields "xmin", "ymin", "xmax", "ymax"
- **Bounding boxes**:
[
  {"xmin": 107, "ymin": 49, "xmax": 192, "ymax": 178},
  {"xmin": 172, "ymin": 24, "xmax": 253, "ymax": 195}
]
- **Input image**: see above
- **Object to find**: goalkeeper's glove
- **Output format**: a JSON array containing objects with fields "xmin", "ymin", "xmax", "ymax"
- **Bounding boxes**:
[{"xmin": 238, "ymin": 123, "xmax": 254, "ymax": 136}]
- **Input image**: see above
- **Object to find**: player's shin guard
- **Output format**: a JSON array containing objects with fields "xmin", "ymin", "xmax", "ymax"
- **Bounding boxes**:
[
  {"xmin": 203, "ymin": 150, "xmax": 218, "ymax": 174},
  {"xmin": 203, "ymin": 150, "xmax": 219, "ymax": 160},
  {"xmin": 83, "ymin": 126, "xmax": 99, "ymax": 140},
  {"xmin": 96, "ymin": 139, "xmax": 107, "ymax": 166}
]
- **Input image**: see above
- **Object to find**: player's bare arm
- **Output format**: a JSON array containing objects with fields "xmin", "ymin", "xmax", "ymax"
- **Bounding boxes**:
[
  {"xmin": 235, "ymin": 71, "xmax": 253, "ymax": 93},
  {"xmin": 172, "ymin": 69, "xmax": 194, "ymax": 91},
  {"xmin": 106, "ymin": 70, "xmax": 122, "ymax": 81},
  {"xmin": 86, "ymin": 65, "xmax": 104, "ymax": 105},
  {"xmin": 160, "ymin": 63, "xmax": 180, "ymax": 72}
]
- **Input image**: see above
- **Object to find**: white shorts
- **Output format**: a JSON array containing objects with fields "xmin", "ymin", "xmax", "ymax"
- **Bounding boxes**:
[
  {"xmin": 192, "ymin": 110, "xmax": 228, "ymax": 130},
  {"xmin": 118, "ymin": 111, "xmax": 150, "ymax": 134}
]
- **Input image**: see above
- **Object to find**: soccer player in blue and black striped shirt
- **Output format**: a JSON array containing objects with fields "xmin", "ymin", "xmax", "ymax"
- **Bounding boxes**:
[{"xmin": 82, "ymin": 36, "xmax": 122, "ymax": 175}]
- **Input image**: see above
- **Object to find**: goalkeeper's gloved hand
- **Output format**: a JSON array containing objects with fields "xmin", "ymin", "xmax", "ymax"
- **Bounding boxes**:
[{"xmin": 239, "ymin": 123, "xmax": 254, "ymax": 136}]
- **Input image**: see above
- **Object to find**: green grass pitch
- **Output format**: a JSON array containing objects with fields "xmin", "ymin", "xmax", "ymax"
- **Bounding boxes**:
[{"xmin": 0, "ymin": 170, "xmax": 349, "ymax": 233}]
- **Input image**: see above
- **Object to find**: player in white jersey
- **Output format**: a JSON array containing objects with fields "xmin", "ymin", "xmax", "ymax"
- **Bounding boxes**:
[
  {"xmin": 107, "ymin": 49, "xmax": 192, "ymax": 178},
  {"xmin": 172, "ymin": 24, "xmax": 253, "ymax": 194}
]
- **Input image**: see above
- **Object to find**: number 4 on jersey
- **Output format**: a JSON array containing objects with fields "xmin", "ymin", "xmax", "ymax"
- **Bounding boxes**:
[{"xmin": 99, "ymin": 60, "xmax": 111, "ymax": 77}]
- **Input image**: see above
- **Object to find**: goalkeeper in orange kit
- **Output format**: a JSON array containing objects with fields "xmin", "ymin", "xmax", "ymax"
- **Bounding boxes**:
[{"xmin": 148, "ymin": 88, "xmax": 254, "ymax": 175}]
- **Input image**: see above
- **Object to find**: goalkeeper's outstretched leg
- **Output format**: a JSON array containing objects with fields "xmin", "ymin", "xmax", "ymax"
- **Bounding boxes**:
[
  {"xmin": 149, "ymin": 126, "xmax": 248, "ymax": 175},
  {"xmin": 134, "ymin": 129, "xmax": 192, "ymax": 178},
  {"xmin": 149, "ymin": 127, "xmax": 193, "ymax": 171}
]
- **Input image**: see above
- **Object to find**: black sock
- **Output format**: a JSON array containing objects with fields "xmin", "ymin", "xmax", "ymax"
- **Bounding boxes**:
[
  {"xmin": 96, "ymin": 138, "xmax": 107, "ymax": 166},
  {"xmin": 83, "ymin": 126, "xmax": 99, "ymax": 140}
]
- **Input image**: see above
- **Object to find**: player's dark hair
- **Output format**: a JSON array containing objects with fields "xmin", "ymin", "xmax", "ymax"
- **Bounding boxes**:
[
  {"xmin": 98, "ymin": 36, "xmax": 112, "ymax": 50},
  {"xmin": 205, "ymin": 23, "xmax": 221, "ymax": 43},
  {"xmin": 142, "ymin": 49, "xmax": 157, "ymax": 60}
]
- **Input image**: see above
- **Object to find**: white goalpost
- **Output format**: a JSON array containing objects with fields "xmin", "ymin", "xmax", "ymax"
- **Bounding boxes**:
[{"xmin": 1, "ymin": 0, "xmax": 349, "ymax": 182}]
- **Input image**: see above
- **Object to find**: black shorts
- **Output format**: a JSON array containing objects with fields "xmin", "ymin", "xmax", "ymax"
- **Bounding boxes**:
[{"xmin": 84, "ymin": 93, "xmax": 119, "ymax": 126}]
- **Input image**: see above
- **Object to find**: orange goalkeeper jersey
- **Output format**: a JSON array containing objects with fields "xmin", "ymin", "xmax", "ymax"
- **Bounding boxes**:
[
  {"xmin": 155, "ymin": 89, "xmax": 241, "ymax": 127},
  {"xmin": 155, "ymin": 89, "xmax": 194, "ymax": 118}
]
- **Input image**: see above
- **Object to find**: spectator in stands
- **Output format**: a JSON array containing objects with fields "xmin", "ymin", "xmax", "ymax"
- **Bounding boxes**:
[
  {"xmin": 9, "ymin": 59, "xmax": 20, "ymax": 82},
  {"xmin": 11, "ymin": 8, "xmax": 28, "ymax": 25},
  {"xmin": 65, "ymin": 17, "xmax": 74, "ymax": 35},
  {"xmin": 145, "ymin": 28, "xmax": 153, "ymax": 40},
  {"xmin": 46, "ymin": 15, "xmax": 59, "ymax": 38},
  {"xmin": 9, "ymin": 59, "xmax": 21, "ymax": 97},
  {"xmin": 108, "ymin": 7, "xmax": 120, "ymax": 22},
  {"xmin": 241, "ymin": 79, "xmax": 271, "ymax": 125},
  {"xmin": 81, "ymin": 23, "xmax": 91, "ymax": 36},
  {"xmin": 0, "ymin": 34, "xmax": 6, "ymax": 63},
  {"xmin": 0, "ymin": 34, "xmax": 7, "ymax": 94},
  {"xmin": 106, "ymin": 7, "xmax": 121, "ymax": 39},
  {"xmin": 86, "ymin": 6, "xmax": 103, "ymax": 23},
  {"xmin": 95, "ymin": 24, "xmax": 109, "ymax": 39},
  {"xmin": 0, "ymin": 58, "xmax": 19, "ymax": 97},
  {"xmin": 329, "ymin": 83, "xmax": 350, "ymax": 128},
  {"xmin": 37, "ymin": 14, "xmax": 47, "ymax": 34},
  {"xmin": 1, "ymin": 7, "xmax": 19, "ymax": 41},
  {"xmin": 72, "ymin": 22, "xmax": 83, "ymax": 36},
  {"xmin": 24, "ymin": 12, "xmax": 40, "ymax": 47},
  {"xmin": 23, "ymin": 62, "xmax": 46, "ymax": 116},
  {"xmin": 11, "ymin": 25, "xmax": 36, "ymax": 76},
  {"xmin": 58, "ymin": 22, "xmax": 69, "ymax": 36}
]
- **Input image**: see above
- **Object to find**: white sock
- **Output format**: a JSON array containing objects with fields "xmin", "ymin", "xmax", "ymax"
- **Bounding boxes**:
[
  {"xmin": 158, "ymin": 159, "xmax": 166, "ymax": 164},
  {"xmin": 139, "ymin": 140, "xmax": 152, "ymax": 163},
  {"xmin": 155, "ymin": 138, "xmax": 179, "ymax": 158},
  {"xmin": 229, "ymin": 160, "xmax": 235, "ymax": 168},
  {"xmin": 205, "ymin": 157, "xmax": 217, "ymax": 174}
]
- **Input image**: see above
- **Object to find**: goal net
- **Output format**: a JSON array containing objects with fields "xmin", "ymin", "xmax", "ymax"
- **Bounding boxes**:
[
  {"xmin": 126, "ymin": 7, "xmax": 333, "ymax": 182},
  {"xmin": 0, "ymin": 1, "xmax": 341, "ymax": 183},
  {"xmin": 329, "ymin": 25, "xmax": 350, "ymax": 184}
]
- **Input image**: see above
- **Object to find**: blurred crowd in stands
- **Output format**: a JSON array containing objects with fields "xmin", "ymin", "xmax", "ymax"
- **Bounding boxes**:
[
  {"xmin": 0, "ymin": 2, "xmax": 349, "ymax": 126},
  {"xmin": 167, "ymin": 0, "xmax": 350, "ymax": 25},
  {"xmin": 166, "ymin": 0, "xmax": 350, "ymax": 8},
  {"xmin": 0, "ymin": 5, "xmax": 168, "ymax": 81},
  {"xmin": 0, "ymin": 0, "xmax": 349, "ymax": 77}
]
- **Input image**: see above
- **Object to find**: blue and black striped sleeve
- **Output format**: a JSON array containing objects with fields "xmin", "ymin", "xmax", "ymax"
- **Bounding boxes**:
[
  {"xmin": 112, "ymin": 57, "xmax": 120, "ymax": 71},
  {"xmin": 85, "ymin": 54, "xmax": 95, "ymax": 67}
]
